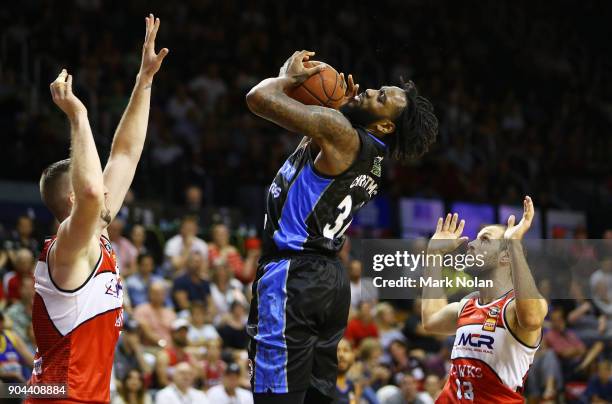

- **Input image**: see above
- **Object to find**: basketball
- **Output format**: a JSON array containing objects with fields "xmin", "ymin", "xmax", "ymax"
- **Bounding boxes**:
[{"xmin": 287, "ymin": 61, "xmax": 347, "ymax": 109}]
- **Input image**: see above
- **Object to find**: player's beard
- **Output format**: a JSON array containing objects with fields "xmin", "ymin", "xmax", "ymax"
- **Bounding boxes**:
[
  {"xmin": 101, "ymin": 208, "xmax": 112, "ymax": 226},
  {"xmin": 340, "ymin": 102, "xmax": 379, "ymax": 128}
]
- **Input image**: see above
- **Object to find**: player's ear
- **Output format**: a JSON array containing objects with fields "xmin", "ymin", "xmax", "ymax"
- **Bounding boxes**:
[{"xmin": 369, "ymin": 119, "xmax": 395, "ymax": 136}]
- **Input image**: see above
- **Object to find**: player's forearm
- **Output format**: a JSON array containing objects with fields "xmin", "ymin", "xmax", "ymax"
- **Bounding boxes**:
[
  {"xmin": 246, "ymin": 77, "xmax": 294, "ymax": 113},
  {"xmin": 109, "ymin": 76, "xmax": 152, "ymax": 160},
  {"xmin": 509, "ymin": 242, "xmax": 546, "ymax": 329},
  {"xmin": 421, "ymin": 254, "xmax": 449, "ymax": 324},
  {"xmin": 70, "ymin": 113, "xmax": 105, "ymax": 202}
]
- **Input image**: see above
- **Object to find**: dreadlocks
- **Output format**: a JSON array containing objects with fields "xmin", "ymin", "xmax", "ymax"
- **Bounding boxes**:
[{"xmin": 389, "ymin": 79, "xmax": 438, "ymax": 162}]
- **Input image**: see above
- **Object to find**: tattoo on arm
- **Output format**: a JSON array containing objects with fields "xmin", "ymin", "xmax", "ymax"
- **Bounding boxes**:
[{"xmin": 257, "ymin": 91, "xmax": 355, "ymax": 144}]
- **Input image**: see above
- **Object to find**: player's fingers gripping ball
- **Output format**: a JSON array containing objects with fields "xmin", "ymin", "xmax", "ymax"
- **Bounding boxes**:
[{"xmin": 288, "ymin": 61, "xmax": 347, "ymax": 109}]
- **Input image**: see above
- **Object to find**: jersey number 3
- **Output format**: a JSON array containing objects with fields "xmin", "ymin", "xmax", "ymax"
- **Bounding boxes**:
[{"xmin": 323, "ymin": 195, "xmax": 353, "ymax": 239}]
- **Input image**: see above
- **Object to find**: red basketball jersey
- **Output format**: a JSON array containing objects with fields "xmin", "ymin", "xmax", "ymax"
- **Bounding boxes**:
[
  {"xmin": 436, "ymin": 291, "xmax": 539, "ymax": 403},
  {"xmin": 27, "ymin": 235, "xmax": 123, "ymax": 403}
]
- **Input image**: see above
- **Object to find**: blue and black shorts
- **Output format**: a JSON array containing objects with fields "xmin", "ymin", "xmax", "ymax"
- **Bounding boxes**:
[{"xmin": 247, "ymin": 254, "xmax": 350, "ymax": 398}]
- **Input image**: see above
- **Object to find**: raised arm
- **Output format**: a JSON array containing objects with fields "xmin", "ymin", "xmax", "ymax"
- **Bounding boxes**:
[
  {"xmin": 504, "ymin": 196, "xmax": 547, "ymax": 341},
  {"xmin": 422, "ymin": 213, "xmax": 469, "ymax": 334},
  {"xmin": 246, "ymin": 50, "xmax": 358, "ymax": 149},
  {"xmin": 50, "ymin": 70, "xmax": 104, "ymax": 271},
  {"xmin": 103, "ymin": 14, "xmax": 168, "ymax": 220}
]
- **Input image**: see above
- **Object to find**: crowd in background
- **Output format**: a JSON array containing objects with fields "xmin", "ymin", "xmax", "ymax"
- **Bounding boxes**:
[
  {"xmin": 1, "ymin": 0, "xmax": 612, "ymax": 403},
  {"xmin": 0, "ymin": 1, "xmax": 610, "ymax": 231},
  {"xmin": 1, "ymin": 211, "xmax": 612, "ymax": 403}
]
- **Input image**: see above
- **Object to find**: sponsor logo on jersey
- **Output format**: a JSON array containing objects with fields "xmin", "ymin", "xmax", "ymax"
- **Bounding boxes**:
[
  {"xmin": 350, "ymin": 174, "xmax": 378, "ymax": 198},
  {"xmin": 457, "ymin": 333, "xmax": 495, "ymax": 350},
  {"xmin": 33, "ymin": 356, "xmax": 42, "ymax": 375},
  {"xmin": 482, "ymin": 306, "xmax": 500, "ymax": 332},
  {"xmin": 371, "ymin": 156, "xmax": 383, "ymax": 177},
  {"xmin": 270, "ymin": 182, "xmax": 281, "ymax": 199}
]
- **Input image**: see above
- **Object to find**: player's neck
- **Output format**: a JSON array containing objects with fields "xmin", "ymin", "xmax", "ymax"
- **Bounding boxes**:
[{"xmin": 477, "ymin": 267, "xmax": 512, "ymax": 305}]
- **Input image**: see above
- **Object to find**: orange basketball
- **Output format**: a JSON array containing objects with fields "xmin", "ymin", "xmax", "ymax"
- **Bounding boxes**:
[{"xmin": 287, "ymin": 61, "xmax": 347, "ymax": 109}]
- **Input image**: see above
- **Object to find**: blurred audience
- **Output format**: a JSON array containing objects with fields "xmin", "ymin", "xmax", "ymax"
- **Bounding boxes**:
[
  {"xmin": 154, "ymin": 362, "xmax": 208, "ymax": 404},
  {"xmin": 206, "ymin": 362, "xmax": 253, "ymax": 404},
  {"xmin": 164, "ymin": 216, "xmax": 208, "ymax": 276},
  {"xmin": 133, "ymin": 280, "xmax": 176, "ymax": 348}
]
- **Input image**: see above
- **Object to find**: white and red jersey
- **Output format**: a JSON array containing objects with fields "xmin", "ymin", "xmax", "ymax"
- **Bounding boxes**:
[
  {"xmin": 27, "ymin": 235, "xmax": 123, "ymax": 404},
  {"xmin": 436, "ymin": 290, "xmax": 540, "ymax": 403}
]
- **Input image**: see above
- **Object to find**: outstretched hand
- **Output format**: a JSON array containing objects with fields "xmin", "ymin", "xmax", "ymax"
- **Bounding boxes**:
[
  {"xmin": 50, "ymin": 69, "xmax": 87, "ymax": 120},
  {"xmin": 139, "ymin": 13, "xmax": 169, "ymax": 83},
  {"xmin": 504, "ymin": 196, "xmax": 535, "ymax": 240},
  {"xmin": 428, "ymin": 213, "xmax": 469, "ymax": 255}
]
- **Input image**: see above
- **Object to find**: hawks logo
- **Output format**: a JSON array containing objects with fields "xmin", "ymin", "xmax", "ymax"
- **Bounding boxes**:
[{"xmin": 105, "ymin": 277, "xmax": 123, "ymax": 299}]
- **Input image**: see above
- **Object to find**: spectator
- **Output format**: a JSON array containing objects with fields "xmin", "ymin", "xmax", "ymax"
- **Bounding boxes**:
[
  {"xmin": 108, "ymin": 218, "xmax": 138, "ymax": 276},
  {"xmin": 335, "ymin": 338, "xmax": 360, "ymax": 404},
  {"xmin": 3, "ymin": 216, "xmax": 38, "ymax": 263},
  {"xmin": 0, "ymin": 311, "xmax": 33, "ymax": 383},
  {"xmin": 526, "ymin": 346, "xmax": 563, "ymax": 403},
  {"xmin": 133, "ymin": 280, "xmax": 176, "ymax": 348},
  {"xmin": 208, "ymin": 224, "xmax": 246, "ymax": 283},
  {"xmin": 201, "ymin": 338, "xmax": 225, "ymax": 389},
  {"xmin": 154, "ymin": 362, "xmax": 209, "ymax": 404},
  {"xmin": 217, "ymin": 301, "xmax": 249, "ymax": 351},
  {"xmin": 349, "ymin": 259, "xmax": 378, "ymax": 309},
  {"xmin": 375, "ymin": 302, "xmax": 406, "ymax": 364},
  {"xmin": 400, "ymin": 375, "xmax": 429, "ymax": 404},
  {"xmin": 187, "ymin": 301, "xmax": 220, "ymax": 348},
  {"xmin": 545, "ymin": 307, "xmax": 603, "ymax": 379},
  {"xmin": 358, "ymin": 337, "xmax": 390, "ymax": 397},
  {"xmin": 4, "ymin": 276, "xmax": 35, "ymax": 351},
  {"xmin": 591, "ymin": 257, "xmax": 612, "ymax": 331},
  {"xmin": 172, "ymin": 251, "xmax": 211, "ymax": 314},
  {"xmin": 154, "ymin": 319, "xmax": 195, "ymax": 388},
  {"xmin": 112, "ymin": 368, "xmax": 152, "ymax": 404},
  {"xmin": 583, "ymin": 360, "xmax": 612, "ymax": 404},
  {"xmin": 206, "ymin": 362, "xmax": 253, "ymax": 404},
  {"xmin": 423, "ymin": 375, "xmax": 442, "ymax": 402},
  {"xmin": 114, "ymin": 320, "xmax": 152, "ymax": 383},
  {"xmin": 130, "ymin": 225, "xmax": 150, "ymax": 256},
  {"xmin": 3, "ymin": 248, "xmax": 34, "ymax": 304},
  {"xmin": 388, "ymin": 340, "xmax": 426, "ymax": 385},
  {"xmin": 189, "ymin": 64, "xmax": 228, "ymax": 107},
  {"xmin": 210, "ymin": 264, "xmax": 247, "ymax": 320},
  {"xmin": 401, "ymin": 299, "xmax": 442, "ymax": 354},
  {"xmin": 126, "ymin": 254, "xmax": 163, "ymax": 308},
  {"xmin": 345, "ymin": 301, "xmax": 379, "ymax": 347},
  {"xmin": 164, "ymin": 216, "xmax": 208, "ymax": 275}
]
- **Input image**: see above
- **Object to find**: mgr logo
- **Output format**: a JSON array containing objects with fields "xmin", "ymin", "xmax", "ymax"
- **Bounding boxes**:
[{"xmin": 457, "ymin": 333, "xmax": 494, "ymax": 349}]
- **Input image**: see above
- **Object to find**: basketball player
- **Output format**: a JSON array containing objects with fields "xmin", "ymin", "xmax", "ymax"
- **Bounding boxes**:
[
  {"xmin": 422, "ymin": 196, "xmax": 548, "ymax": 403},
  {"xmin": 245, "ymin": 50, "xmax": 438, "ymax": 404},
  {"xmin": 27, "ymin": 15, "xmax": 167, "ymax": 403}
]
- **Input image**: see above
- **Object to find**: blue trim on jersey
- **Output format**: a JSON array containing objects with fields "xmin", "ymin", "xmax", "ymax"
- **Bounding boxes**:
[
  {"xmin": 279, "ymin": 159, "xmax": 297, "ymax": 182},
  {"xmin": 254, "ymin": 259, "xmax": 290, "ymax": 393},
  {"xmin": 366, "ymin": 132, "xmax": 386, "ymax": 148},
  {"xmin": 273, "ymin": 164, "xmax": 332, "ymax": 250}
]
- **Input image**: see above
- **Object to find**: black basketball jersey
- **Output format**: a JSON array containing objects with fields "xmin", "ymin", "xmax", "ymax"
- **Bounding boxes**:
[{"xmin": 262, "ymin": 127, "xmax": 387, "ymax": 257}]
